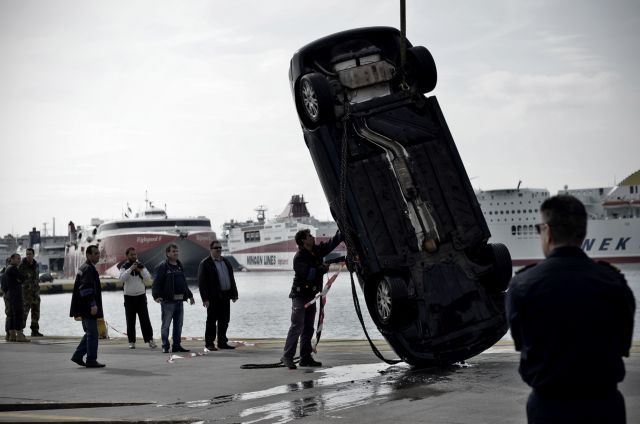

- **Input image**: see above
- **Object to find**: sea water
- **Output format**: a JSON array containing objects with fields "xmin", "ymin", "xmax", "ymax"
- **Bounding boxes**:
[{"xmin": 2, "ymin": 265, "xmax": 639, "ymax": 341}]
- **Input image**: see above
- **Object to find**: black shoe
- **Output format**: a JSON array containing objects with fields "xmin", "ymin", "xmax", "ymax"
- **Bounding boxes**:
[
  {"xmin": 31, "ymin": 331, "xmax": 44, "ymax": 337},
  {"xmin": 218, "ymin": 343, "xmax": 235, "ymax": 350},
  {"xmin": 173, "ymin": 346, "xmax": 190, "ymax": 353},
  {"xmin": 205, "ymin": 345, "xmax": 218, "ymax": 351},
  {"xmin": 299, "ymin": 357, "xmax": 322, "ymax": 367},
  {"xmin": 70, "ymin": 356, "xmax": 86, "ymax": 367},
  {"xmin": 85, "ymin": 361, "xmax": 106, "ymax": 368},
  {"xmin": 281, "ymin": 356, "xmax": 297, "ymax": 369},
  {"xmin": 162, "ymin": 347, "xmax": 170, "ymax": 353}
]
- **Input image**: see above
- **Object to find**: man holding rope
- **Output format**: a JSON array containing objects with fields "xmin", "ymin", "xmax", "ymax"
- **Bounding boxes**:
[{"xmin": 281, "ymin": 228, "xmax": 342, "ymax": 369}]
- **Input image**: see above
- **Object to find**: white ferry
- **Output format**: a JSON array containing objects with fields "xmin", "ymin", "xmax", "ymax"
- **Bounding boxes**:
[
  {"xmin": 478, "ymin": 170, "xmax": 640, "ymax": 265},
  {"xmin": 224, "ymin": 195, "xmax": 344, "ymax": 271},
  {"xmin": 63, "ymin": 199, "xmax": 217, "ymax": 279}
]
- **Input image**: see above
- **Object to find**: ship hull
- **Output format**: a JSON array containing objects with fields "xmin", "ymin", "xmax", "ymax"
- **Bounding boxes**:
[
  {"xmin": 487, "ymin": 218, "xmax": 640, "ymax": 265},
  {"xmin": 64, "ymin": 231, "xmax": 217, "ymax": 279},
  {"xmin": 229, "ymin": 237, "xmax": 346, "ymax": 271}
]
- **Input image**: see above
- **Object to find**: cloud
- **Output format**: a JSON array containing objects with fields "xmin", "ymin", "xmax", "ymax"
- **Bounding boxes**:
[{"xmin": 468, "ymin": 70, "xmax": 616, "ymax": 110}]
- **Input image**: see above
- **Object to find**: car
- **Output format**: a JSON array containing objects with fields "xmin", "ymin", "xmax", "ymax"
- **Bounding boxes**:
[
  {"xmin": 289, "ymin": 26, "xmax": 512, "ymax": 366},
  {"xmin": 39, "ymin": 272, "xmax": 54, "ymax": 283}
]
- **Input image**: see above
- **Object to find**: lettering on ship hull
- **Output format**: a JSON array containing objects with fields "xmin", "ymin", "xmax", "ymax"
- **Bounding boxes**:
[
  {"xmin": 136, "ymin": 236, "xmax": 162, "ymax": 244},
  {"xmin": 582, "ymin": 237, "xmax": 633, "ymax": 252},
  {"xmin": 246, "ymin": 255, "xmax": 286, "ymax": 266}
]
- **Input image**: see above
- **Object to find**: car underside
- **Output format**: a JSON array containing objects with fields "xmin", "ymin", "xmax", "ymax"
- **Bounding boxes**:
[{"xmin": 289, "ymin": 27, "xmax": 511, "ymax": 366}]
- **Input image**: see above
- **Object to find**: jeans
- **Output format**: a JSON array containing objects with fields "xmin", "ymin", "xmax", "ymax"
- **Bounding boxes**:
[
  {"xmin": 124, "ymin": 294, "xmax": 154, "ymax": 343},
  {"xmin": 73, "ymin": 317, "xmax": 99, "ymax": 362},
  {"xmin": 160, "ymin": 300, "xmax": 184, "ymax": 349},
  {"xmin": 283, "ymin": 297, "xmax": 316, "ymax": 359}
]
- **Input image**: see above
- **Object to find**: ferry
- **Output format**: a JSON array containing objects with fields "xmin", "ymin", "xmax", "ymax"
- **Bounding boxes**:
[
  {"xmin": 226, "ymin": 171, "xmax": 639, "ymax": 270},
  {"xmin": 63, "ymin": 199, "xmax": 217, "ymax": 279},
  {"xmin": 478, "ymin": 170, "xmax": 640, "ymax": 265},
  {"xmin": 224, "ymin": 195, "xmax": 345, "ymax": 271}
]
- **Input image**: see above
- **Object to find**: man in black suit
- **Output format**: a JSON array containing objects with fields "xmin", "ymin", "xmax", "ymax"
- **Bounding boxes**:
[
  {"xmin": 507, "ymin": 195, "xmax": 635, "ymax": 423},
  {"xmin": 198, "ymin": 240, "xmax": 238, "ymax": 350}
]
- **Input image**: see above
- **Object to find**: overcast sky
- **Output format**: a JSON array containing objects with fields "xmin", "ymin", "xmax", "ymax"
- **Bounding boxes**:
[{"xmin": 1, "ymin": 0, "xmax": 638, "ymax": 238}]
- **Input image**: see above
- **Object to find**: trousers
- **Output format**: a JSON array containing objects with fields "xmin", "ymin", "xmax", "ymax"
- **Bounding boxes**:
[
  {"xmin": 124, "ymin": 294, "xmax": 154, "ymax": 343},
  {"xmin": 282, "ymin": 297, "xmax": 316, "ymax": 359}
]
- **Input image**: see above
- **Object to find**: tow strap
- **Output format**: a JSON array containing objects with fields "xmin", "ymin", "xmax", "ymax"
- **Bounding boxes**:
[
  {"xmin": 306, "ymin": 265, "xmax": 344, "ymax": 353},
  {"xmin": 349, "ymin": 271, "xmax": 402, "ymax": 365}
]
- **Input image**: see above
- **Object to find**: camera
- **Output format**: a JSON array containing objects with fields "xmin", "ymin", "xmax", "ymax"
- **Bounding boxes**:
[{"xmin": 136, "ymin": 262, "xmax": 144, "ymax": 269}]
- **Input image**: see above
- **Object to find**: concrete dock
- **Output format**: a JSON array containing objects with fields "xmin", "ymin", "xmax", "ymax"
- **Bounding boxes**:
[{"xmin": 1, "ymin": 337, "xmax": 638, "ymax": 423}]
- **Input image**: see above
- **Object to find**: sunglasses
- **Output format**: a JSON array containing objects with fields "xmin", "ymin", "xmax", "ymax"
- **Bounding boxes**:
[
  {"xmin": 534, "ymin": 223, "xmax": 550, "ymax": 234},
  {"xmin": 211, "ymin": 246, "xmax": 222, "ymax": 250}
]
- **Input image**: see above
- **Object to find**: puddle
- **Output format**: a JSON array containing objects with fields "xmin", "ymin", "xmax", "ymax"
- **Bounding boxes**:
[{"xmin": 161, "ymin": 361, "xmax": 463, "ymax": 422}]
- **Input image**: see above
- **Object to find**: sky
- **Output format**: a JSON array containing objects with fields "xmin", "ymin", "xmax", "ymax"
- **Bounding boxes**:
[{"xmin": 0, "ymin": 0, "xmax": 638, "ymax": 238}]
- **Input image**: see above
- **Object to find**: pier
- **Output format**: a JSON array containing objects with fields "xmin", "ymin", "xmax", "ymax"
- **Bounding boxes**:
[{"xmin": 1, "ymin": 337, "xmax": 638, "ymax": 423}]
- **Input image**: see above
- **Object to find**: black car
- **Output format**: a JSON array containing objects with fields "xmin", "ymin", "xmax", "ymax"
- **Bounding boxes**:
[{"xmin": 289, "ymin": 27, "xmax": 512, "ymax": 366}]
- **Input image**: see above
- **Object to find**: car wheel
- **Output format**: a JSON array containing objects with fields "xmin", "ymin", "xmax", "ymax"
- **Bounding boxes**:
[
  {"xmin": 406, "ymin": 46, "xmax": 437, "ymax": 94},
  {"xmin": 297, "ymin": 73, "xmax": 334, "ymax": 128},
  {"xmin": 367, "ymin": 276, "xmax": 408, "ymax": 326},
  {"xmin": 480, "ymin": 243, "xmax": 512, "ymax": 293}
]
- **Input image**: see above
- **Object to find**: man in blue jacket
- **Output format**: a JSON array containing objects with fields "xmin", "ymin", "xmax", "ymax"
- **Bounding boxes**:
[
  {"xmin": 69, "ymin": 245, "xmax": 104, "ymax": 368},
  {"xmin": 152, "ymin": 243, "xmax": 195, "ymax": 353},
  {"xmin": 281, "ymin": 229, "xmax": 343, "ymax": 369}
]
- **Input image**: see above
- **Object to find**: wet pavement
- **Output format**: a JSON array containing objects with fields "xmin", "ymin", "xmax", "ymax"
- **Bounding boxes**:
[{"xmin": 0, "ymin": 337, "xmax": 638, "ymax": 423}]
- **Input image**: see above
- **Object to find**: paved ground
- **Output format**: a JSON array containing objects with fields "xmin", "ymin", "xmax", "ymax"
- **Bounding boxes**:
[{"xmin": 0, "ymin": 337, "xmax": 638, "ymax": 423}]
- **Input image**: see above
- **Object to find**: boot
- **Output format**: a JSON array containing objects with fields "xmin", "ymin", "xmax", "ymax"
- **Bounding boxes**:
[
  {"xmin": 8, "ymin": 330, "xmax": 17, "ymax": 342},
  {"xmin": 14, "ymin": 330, "xmax": 30, "ymax": 343}
]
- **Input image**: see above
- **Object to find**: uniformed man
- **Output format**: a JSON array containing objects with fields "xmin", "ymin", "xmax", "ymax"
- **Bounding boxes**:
[
  {"xmin": 19, "ymin": 248, "xmax": 43, "ymax": 337},
  {"xmin": 506, "ymin": 195, "xmax": 635, "ymax": 423}
]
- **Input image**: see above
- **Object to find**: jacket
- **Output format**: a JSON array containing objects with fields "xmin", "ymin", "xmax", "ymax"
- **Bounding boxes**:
[
  {"xmin": 506, "ymin": 246, "xmax": 635, "ymax": 396},
  {"xmin": 69, "ymin": 261, "xmax": 103, "ymax": 319},
  {"xmin": 289, "ymin": 230, "xmax": 343, "ymax": 300},
  {"xmin": 198, "ymin": 256, "xmax": 238, "ymax": 302},
  {"xmin": 18, "ymin": 258, "xmax": 39, "ymax": 286},
  {"xmin": 152, "ymin": 259, "xmax": 193, "ymax": 301},
  {"xmin": 119, "ymin": 261, "xmax": 152, "ymax": 296}
]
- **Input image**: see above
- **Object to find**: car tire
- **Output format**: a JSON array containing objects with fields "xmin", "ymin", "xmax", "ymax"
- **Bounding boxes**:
[
  {"xmin": 406, "ymin": 46, "xmax": 437, "ymax": 94},
  {"xmin": 367, "ymin": 276, "xmax": 409, "ymax": 326},
  {"xmin": 480, "ymin": 243, "xmax": 512, "ymax": 293},
  {"xmin": 296, "ymin": 73, "xmax": 334, "ymax": 128}
]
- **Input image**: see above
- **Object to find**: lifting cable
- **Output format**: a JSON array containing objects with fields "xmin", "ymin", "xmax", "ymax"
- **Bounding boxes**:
[{"xmin": 339, "ymin": 113, "xmax": 402, "ymax": 365}]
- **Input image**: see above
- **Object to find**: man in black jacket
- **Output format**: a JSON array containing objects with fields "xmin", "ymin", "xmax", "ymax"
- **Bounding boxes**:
[
  {"xmin": 69, "ymin": 245, "xmax": 105, "ymax": 368},
  {"xmin": 152, "ymin": 243, "xmax": 195, "ymax": 353},
  {"xmin": 507, "ymin": 195, "xmax": 635, "ymax": 423},
  {"xmin": 281, "ymin": 229, "xmax": 342, "ymax": 369},
  {"xmin": 198, "ymin": 240, "xmax": 238, "ymax": 351},
  {"xmin": 5, "ymin": 253, "xmax": 29, "ymax": 343}
]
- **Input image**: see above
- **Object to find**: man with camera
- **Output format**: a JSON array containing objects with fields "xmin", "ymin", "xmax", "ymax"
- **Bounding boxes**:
[{"xmin": 119, "ymin": 247, "xmax": 156, "ymax": 349}]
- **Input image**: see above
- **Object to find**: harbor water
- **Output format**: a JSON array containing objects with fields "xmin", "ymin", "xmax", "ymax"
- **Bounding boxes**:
[{"xmin": 2, "ymin": 265, "xmax": 639, "ymax": 341}]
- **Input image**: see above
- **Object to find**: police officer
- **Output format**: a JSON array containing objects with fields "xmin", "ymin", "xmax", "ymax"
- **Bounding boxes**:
[
  {"xmin": 281, "ymin": 228, "xmax": 342, "ymax": 369},
  {"xmin": 19, "ymin": 248, "xmax": 43, "ymax": 337},
  {"xmin": 506, "ymin": 195, "xmax": 635, "ymax": 423}
]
